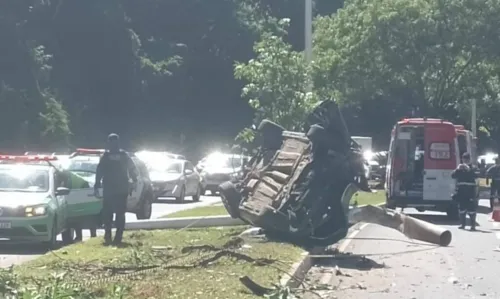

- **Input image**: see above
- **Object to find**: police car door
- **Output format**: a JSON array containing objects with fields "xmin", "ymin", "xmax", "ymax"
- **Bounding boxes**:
[
  {"xmin": 127, "ymin": 158, "xmax": 144, "ymax": 211},
  {"xmin": 423, "ymin": 124, "xmax": 457, "ymax": 201}
]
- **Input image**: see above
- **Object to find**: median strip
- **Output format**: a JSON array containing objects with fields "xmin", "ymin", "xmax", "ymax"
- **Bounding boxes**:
[{"xmin": 8, "ymin": 227, "xmax": 303, "ymax": 298}]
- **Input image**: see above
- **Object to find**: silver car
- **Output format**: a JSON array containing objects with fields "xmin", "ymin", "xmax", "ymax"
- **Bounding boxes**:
[
  {"xmin": 146, "ymin": 159, "xmax": 202, "ymax": 203},
  {"xmin": 198, "ymin": 153, "xmax": 249, "ymax": 195}
]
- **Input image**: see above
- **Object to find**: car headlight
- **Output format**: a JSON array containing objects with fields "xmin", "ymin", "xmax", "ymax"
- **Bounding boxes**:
[{"xmin": 25, "ymin": 205, "xmax": 47, "ymax": 217}]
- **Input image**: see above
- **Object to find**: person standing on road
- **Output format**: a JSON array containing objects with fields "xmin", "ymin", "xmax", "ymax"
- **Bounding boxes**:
[
  {"xmin": 452, "ymin": 152, "xmax": 478, "ymax": 231},
  {"xmin": 486, "ymin": 158, "xmax": 500, "ymax": 211},
  {"xmin": 94, "ymin": 133, "xmax": 138, "ymax": 245}
]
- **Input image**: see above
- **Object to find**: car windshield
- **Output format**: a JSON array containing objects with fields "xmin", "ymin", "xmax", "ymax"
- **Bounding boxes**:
[
  {"xmin": 67, "ymin": 157, "xmax": 100, "ymax": 175},
  {"xmin": 148, "ymin": 160, "xmax": 182, "ymax": 174},
  {"xmin": 0, "ymin": 166, "xmax": 49, "ymax": 192},
  {"xmin": 205, "ymin": 154, "xmax": 243, "ymax": 169}
]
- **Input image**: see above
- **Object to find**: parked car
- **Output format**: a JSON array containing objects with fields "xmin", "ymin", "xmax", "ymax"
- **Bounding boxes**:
[
  {"xmin": 65, "ymin": 148, "xmax": 154, "ymax": 220},
  {"xmin": 197, "ymin": 152, "xmax": 250, "ymax": 195}
]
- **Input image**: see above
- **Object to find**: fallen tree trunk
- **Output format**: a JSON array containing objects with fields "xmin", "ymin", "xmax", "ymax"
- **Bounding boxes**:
[{"xmin": 348, "ymin": 205, "xmax": 452, "ymax": 246}]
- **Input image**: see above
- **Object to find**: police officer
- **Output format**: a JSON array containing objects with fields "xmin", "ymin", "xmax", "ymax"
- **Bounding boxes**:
[
  {"xmin": 94, "ymin": 133, "xmax": 138, "ymax": 245},
  {"xmin": 451, "ymin": 152, "xmax": 478, "ymax": 231},
  {"xmin": 486, "ymin": 158, "xmax": 500, "ymax": 211}
]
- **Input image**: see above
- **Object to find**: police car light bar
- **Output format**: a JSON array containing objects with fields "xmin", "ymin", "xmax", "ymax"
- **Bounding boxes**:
[
  {"xmin": 75, "ymin": 148, "xmax": 105, "ymax": 155},
  {"xmin": 0, "ymin": 155, "xmax": 58, "ymax": 161}
]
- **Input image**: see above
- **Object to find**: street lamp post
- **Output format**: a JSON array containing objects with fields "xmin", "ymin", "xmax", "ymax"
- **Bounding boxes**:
[{"xmin": 305, "ymin": 0, "xmax": 313, "ymax": 93}]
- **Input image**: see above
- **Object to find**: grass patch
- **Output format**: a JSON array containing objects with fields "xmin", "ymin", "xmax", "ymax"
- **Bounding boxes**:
[
  {"xmin": 15, "ymin": 227, "xmax": 303, "ymax": 299},
  {"xmin": 351, "ymin": 190, "xmax": 385, "ymax": 206},
  {"xmin": 164, "ymin": 205, "xmax": 228, "ymax": 218}
]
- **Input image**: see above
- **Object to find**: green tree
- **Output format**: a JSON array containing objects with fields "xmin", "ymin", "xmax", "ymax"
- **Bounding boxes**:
[
  {"xmin": 235, "ymin": 19, "xmax": 318, "ymax": 131},
  {"xmin": 314, "ymin": 0, "xmax": 500, "ymax": 135}
]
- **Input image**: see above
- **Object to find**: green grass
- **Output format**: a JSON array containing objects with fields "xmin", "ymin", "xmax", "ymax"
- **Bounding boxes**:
[
  {"xmin": 350, "ymin": 190, "xmax": 385, "ymax": 206},
  {"xmin": 164, "ymin": 205, "xmax": 228, "ymax": 218},
  {"xmin": 15, "ymin": 227, "xmax": 303, "ymax": 299},
  {"xmin": 163, "ymin": 190, "xmax": 386, "ymax": 219}
]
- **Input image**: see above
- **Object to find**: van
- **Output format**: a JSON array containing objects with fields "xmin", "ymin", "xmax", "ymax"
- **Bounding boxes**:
[{"xmin": 385, "ymin": 118, "xmax": 460, "ymax": 218}]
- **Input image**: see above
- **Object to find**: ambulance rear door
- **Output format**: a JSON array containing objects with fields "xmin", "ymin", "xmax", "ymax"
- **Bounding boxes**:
[{"xmin": 423, "ymin": 124, "xmax": 458, "ymax": 201}]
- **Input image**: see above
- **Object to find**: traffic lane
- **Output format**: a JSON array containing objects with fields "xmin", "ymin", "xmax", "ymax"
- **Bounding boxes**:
[
  {"xmin": 310, "ymin": 199, "xmax": 498, "ymax": 299},
  {"xmin": 125, "ymin": 195, "xmax": 221, "ymax": 221},
  {"xmin": 0, "ymin": 195, "xmax": 221, "ymax": 268}
]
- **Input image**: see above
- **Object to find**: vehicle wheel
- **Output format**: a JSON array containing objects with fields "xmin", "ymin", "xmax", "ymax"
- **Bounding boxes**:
[
  {"xmin": 219, "ymin": 181, "xmax": 242, "ymax": 219},
  {"xmin": 136, "ymin": 190, "xmax": 153, "ymax": 220},
  {"xmin": 176, "ymin": 185, "xmax": 186, "ymax": 203},
  {"xmin": 446, "ymin": 204, "xmax": 459, "ymax": 220},
  {"xmin": 61, "ymin": 227, "xmax": 74, "ymax": 245},
  {"xmin": 192, "ymin": 184, "xmax": 202, "ymax": 202},
  {"xmin": 416, "ymin": 208, "xmax": 426, "ymax": 212},
  {"xmin": 258, "ymin": 119, "xmax": 285, "ymax": 149},
  {"xmin": 306, "ymin": 124, "xmax": 330, "ymax": 147},
  {"xmin": 43, "ymin": 219, "xmax": 58, "ymax": 250}
]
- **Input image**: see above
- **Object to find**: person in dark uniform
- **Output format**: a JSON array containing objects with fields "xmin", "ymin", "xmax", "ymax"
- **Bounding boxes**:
[
  {"xmin": 451, "ymin": 152, "xmax": 478, "ymax": 231},
  {"xmin": 486, "ymin": 158, "xmax": 500, "ymax": 211},
  {"xmin": 94, "ymin": 133, "xmax": 138, "ymax": 245}
]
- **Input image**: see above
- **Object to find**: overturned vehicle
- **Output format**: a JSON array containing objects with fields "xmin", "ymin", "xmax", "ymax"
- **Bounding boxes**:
[{"xmin": 219, "ymin": 100, "xmax": 370, "ymax": 247}]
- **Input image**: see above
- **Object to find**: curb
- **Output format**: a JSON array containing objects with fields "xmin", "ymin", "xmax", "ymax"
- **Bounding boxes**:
[{"xmin": 281, "ymin": 201, "xmax": 386, "ymax": 289}]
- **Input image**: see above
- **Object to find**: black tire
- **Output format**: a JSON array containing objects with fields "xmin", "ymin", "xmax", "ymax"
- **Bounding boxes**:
[
  {"xmin": 61, "ymin": 227, "xmax": 74, "ymax": 245},
  {"xmin": 219, "ymin": 181, "xmax": 242, "ymax": 218},
  {"xmin": 176, "ymin": 185, "xmax": 186, "ymax": 203},
  {"xmin": 43, "ymin": 219, "xmax": 58, "ymax": 250},
  {"xmin": 446, "ymin": 204, "xmax": 459, "ymax": 220},
  {"xmin": 136, "ymin": 189, "xmax": 153, "ymax": 220},
  {"xmin": 192, "ymin": 184, "xmax": 202, "ymax": 202},
  {"xmin": 306, "ymin": 124, "xmax": 330, "ymax": 146},
  {"xmin": 258, "ymin": 119, "xmax": 285, "ymax": 149}
]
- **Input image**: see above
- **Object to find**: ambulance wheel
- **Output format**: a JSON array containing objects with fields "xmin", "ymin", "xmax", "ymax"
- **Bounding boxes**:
[{"xmin": 446, "ymin": 204, "xmax": 459, "ymax": 220}]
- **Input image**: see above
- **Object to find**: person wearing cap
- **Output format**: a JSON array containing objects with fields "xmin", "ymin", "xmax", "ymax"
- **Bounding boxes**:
[
  {"xmin": 451, "ymin": 152, "xmax": 479, "ymax": 231},
  {"xmin": 486, "ymin": 158, "xmax": 500, "ymax": 211},
  {"xmin": 94, "ymin": 133, "xmax": 138, "ymax": 245}
]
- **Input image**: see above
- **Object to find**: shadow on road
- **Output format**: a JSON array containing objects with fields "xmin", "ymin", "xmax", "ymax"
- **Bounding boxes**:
[
  {"xmin": 155, "ymin": 198, "xmax": 193, "ymax": 204},
  {"xmin": 0, "ymin": 242, "xmax": 65, "ymax": 255}
]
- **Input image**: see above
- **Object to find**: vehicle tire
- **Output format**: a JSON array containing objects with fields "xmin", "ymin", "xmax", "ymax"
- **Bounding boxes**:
[
  {"xmin": 43, "ymin": 219, "xmax": 58, "ymax": 250},
  {"xmin": 136, "ymin": 189, "xmax": 153, "ymax": 220},
  {"xmin": 306, "ymin": 124, "xmax": 330, "ymax": 146},
  {"xmin": 219, "ymin": 181, "xmax": 242, "ymax": 219},
  {"xmin": 192, "ymin": 184, "xmax": 202, "ymax": 202},
  {"xmin": 61, "ymin": 227, "xmax": 74, "ymax": 245},
  {"xmin": 176, "ymin": 185, "xmax": 186, "ymax": 203},
  {"xmin": 446, "ymin": 204, "xmax": 459, "ymax": 220},
  {"xmin": 258, "ymin": 119, "xmax": 285, "ymax": 149},
  {"xmin": 416, "ymin": 208, "xmax": 426, "ymax": 212}
]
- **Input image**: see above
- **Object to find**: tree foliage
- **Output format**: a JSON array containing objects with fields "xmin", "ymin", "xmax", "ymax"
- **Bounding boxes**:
[
  {"xmin": 235, "ymin": 19, "xmax": 318, "ymax": 131},
  {"xmin": 314, "ymin": 0, "xmax": 500, "ymax": 137}
]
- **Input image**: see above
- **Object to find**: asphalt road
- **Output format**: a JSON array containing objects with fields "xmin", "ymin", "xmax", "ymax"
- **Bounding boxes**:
[
  {"xmin": 305, "ymin": 199, "xmax": 500, "ymax": 299},
  {"xmin": 0, "ymin": 195, "xmax": 221, "ymax": 268}
]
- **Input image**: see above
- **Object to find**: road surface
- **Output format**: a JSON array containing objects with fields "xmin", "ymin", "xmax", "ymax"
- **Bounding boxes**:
[
  {"xmin": 305, "ymin": 199, "xmax": 500, "ymax": 299},
  {"xmin": 0, "ymin": 195, "xmax": 221, "ymax": 268}
]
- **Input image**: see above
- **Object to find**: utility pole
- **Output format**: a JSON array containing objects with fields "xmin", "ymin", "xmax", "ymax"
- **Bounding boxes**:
[
  {"xmin": 305, "ymin": 0, "xmax": 313, "ymax": 93},
  {"xmin": 471, "ymin": 98, "xmax": 477, "ymax": 137}
]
